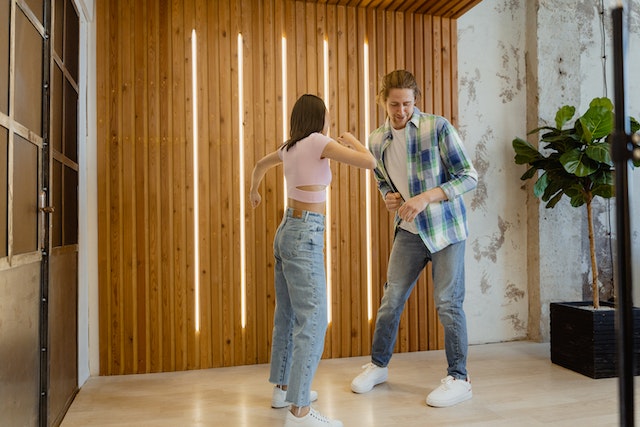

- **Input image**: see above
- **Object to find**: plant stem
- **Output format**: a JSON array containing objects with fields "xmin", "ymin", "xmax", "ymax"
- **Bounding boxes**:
[{"xmin": 586, "ymin": 194, "xmax": 599, "ymax": 309}]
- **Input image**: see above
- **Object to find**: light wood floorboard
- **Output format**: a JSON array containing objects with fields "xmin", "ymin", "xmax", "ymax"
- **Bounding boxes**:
[{"xmin": 61, "ymin": 341, "xmax": 636, "ymax": 426}]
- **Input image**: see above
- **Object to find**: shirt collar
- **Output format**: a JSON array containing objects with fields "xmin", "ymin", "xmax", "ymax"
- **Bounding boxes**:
[{"xmin": 383, "ymin": 106, "xmax": 421, "ymax": 139}]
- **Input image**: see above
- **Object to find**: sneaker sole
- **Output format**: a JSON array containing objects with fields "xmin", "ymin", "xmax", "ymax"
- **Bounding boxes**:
[
  {"xmin": 350, "ymin": 374, "xmax": 388, "ymax": 394},
  {"xmin": 426, "ymin": 390, "xmax": 472, "ymax": 408}
]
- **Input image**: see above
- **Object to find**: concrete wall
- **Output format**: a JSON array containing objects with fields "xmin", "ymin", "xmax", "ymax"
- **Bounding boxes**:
[{"xmin": 458, "ymin": 0, "xmax": 640, "ymax": 343}]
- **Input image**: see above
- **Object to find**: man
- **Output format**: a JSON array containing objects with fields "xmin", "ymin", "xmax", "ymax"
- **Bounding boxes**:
[{"xmin": 351, "ymin": 70, "xmax": 478, "ymax": 408}]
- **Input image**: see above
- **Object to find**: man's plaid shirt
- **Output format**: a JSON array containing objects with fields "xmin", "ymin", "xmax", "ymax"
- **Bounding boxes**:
[{"xmin": 368, "ymin": 108, "xmax": 478, "ymax": 253}]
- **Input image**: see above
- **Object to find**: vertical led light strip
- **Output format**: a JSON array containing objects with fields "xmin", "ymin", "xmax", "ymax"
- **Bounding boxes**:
[
  {"xmin": 363, "ymin": 42, "xmax": 373, "ymax": 321},
  {"xmin": 323, "ymin": 38, "xmax": 332, "ymax": 324},
  {"xmin": 191, "ymin": 30, "xmax": 201, "ymax": 333},
  {"xmin": 238, "ymin": 33, "xmax": 247, "ymax": 328},
  {"xmin": 281, "ymin": 36, "xmax": 288, "ymax": 203}
]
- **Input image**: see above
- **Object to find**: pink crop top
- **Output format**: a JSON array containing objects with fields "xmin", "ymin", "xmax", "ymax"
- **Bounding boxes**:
[{"xmin": 278, "ymin": 132, "xmax": 332, "ymax": 203}]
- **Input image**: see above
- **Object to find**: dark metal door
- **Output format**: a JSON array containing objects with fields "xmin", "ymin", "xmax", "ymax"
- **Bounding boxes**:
[
  {"xmin": 0, "ymin": 0, "xmax": 78, "ymax": 425},
  {"xmin": 47, "ymin": 0, "xmax": 80, "ymax": 424},
  {"xmin": 1, "ymin": 1, "xmax": 49, "ymax": 425}
]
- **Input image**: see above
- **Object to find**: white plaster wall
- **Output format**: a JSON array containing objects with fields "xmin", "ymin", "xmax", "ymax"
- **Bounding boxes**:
[
  {"xmin": 457, "ymin": 0, "xmax": 529, "ymax": 343},
  {"xmin": 75, "ymin": 0, "xmax": 97, "ymax": 386},
  {"xmin": 458, "ymin": 0, "xmax": 640, "ymax": 343}
]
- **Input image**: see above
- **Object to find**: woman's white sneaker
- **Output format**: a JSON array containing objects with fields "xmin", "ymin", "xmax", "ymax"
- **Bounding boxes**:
[
  {"xmin": 425, "ymin": 375, "xmax": 472, "ymax": 407},
  {"xmin": 350, "ymin": 362, "xmax": 388, "ymax": 393},
  {"xmin": 284, "ymin": 407, "xmax": 343, "ymax": 427}
]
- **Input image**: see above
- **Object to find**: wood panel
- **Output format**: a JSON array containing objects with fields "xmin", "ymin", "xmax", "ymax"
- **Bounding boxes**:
[
  {"xmin": 305, "ymin": 0, "xmax": 484, "ymax": 18},
  {"xmin": 97, "ymin": 0, "xmax": 461, "ymax": 374}
]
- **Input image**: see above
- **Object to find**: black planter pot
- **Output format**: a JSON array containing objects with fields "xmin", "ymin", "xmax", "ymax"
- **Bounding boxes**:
[{"xmin": 550, "ymin": 301, "xmax": 640, "ymax": 379}]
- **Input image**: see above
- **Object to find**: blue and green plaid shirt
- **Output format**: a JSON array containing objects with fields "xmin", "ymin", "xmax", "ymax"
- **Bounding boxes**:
[{"xmin": 369, "ymin": 108, "xmax": 478, "ymax": 252}]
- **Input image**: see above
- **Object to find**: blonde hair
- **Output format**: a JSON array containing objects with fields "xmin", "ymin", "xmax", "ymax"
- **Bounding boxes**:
[{"xmin": 376, "ymin": 70, "xmax": 421, "ymax": 106}]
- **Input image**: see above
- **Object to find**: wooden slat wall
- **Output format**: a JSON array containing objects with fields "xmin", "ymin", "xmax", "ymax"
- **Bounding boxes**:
[{"xmin": 97, "ymin": 0, "xmax": 457, "ymax": 375}]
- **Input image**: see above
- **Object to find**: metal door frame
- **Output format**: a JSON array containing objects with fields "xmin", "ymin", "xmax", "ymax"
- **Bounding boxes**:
[{"xmin": 39, "ymin": 0, "xmax": 53, "ymax": 424}]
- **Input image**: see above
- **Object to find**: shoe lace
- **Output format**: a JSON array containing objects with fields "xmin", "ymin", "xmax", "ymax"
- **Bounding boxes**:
[
  {"xmin": 309, "ymin": 408, "xmax": 332, "ymax": 424},
  {"xmin": 439, "ymin": 375, "xmax": 455, "ymax": 389},
  {"xmin": 361, "ymin": 362, "xmax": 378, "ymax": 372},
  {"xmin": 439, "ymin": 375, "xmax": 471, "ymax": 389}
]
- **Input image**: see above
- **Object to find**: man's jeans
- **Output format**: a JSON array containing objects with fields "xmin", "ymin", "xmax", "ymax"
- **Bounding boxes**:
[
  {"xmin": 371, "ymin": 229, "xmax": 469, "ymax": 379},
  {"xmin": 269, "ymin": 208, "xmax": 327, "ymax": 407}
]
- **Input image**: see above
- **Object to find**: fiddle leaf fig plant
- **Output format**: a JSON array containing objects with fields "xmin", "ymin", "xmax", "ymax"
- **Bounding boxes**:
[{"xmin": 512, "ymin": 97, "xmax": 640, "ymax": 309}]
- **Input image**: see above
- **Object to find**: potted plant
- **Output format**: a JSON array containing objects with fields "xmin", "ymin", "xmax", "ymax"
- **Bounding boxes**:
[{"xmin": 512, "ymin": 97, "xmax": 640, "ymax": 378}]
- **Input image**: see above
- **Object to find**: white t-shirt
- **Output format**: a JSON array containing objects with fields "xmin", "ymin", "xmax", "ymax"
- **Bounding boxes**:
[{"xmin": 385, "ymin": 126, "xmax": 418, "ymax": 234}]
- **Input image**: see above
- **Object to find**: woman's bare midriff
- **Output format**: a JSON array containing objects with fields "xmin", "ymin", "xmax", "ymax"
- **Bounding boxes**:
[{"xmin": 288, "ymin": 185, "xmax": 326, "ymax": 214}]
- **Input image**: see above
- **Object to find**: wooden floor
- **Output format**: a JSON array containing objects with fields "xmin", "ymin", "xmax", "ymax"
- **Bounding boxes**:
[{"xmin": 61, "ymin": 341, "xmax": 635, "ymax": 426}]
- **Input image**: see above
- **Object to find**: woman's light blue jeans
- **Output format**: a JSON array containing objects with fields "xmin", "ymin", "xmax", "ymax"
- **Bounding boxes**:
[
  {"xmin": 371, "ymin": 229, "xmax": 468, "ymax": 379},
  {"xmin": 269, "ymin": 208, "xmax": 327, "ymax": 407}
]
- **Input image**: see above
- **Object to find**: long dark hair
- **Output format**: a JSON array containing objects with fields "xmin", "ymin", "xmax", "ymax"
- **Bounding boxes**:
[{"xmin": 281, "ymin": 94, "xmax": 327, "ymax": 151}]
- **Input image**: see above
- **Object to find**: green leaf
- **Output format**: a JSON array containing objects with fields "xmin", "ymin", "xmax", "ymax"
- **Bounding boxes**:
[
  {"xmin": 560, "ymin": 149, "xmax": 598, "ymax": 177},
  {"xmin": 592, "ymin": 183, "xmax": 614, "ymax": 199},
  {"xmin": 527, "ymin": 126, "xmax": 558, "ymax": 136},
  {"xmin": 564, "ymin": 185, "xmax": 582, "ymax": 199},
  {"xmin": 585, "ymin": 142, "xmax": 612, "ymax": 165},
  {"xmin": 533, "ymin": 172, "xmax": 549, "ymax": 198},
  {"xmin": 569, "ymin": 192, "xmax": 587, "ymax": 207},
  {"xmin": 555, "ymin": 105, "xmax": 575, "ymax": 129},
  {"xmin": 589, "ymin": 97, "xmax": 614, "ymax": 110},
  {"xmin": 579, "ymin": 106, "xmax": 613, "ymax": 141},
  {"xmin": 541, "ymin": 172, "xmax": 570, "ymax": 202},
  {"xmin": 546, "ymin": 191, "xmax": 564, "ymax": 208},
  {"xmin": 512, "ymin": 137, "xmax": 542, "ymax": 165},
  {"xmin": 520, "ymin": 166, "xmax": 537, "ymax": 181},
  {"xmin": 591, "ymin": 168, "xmax": 613, "ymax": 185}
]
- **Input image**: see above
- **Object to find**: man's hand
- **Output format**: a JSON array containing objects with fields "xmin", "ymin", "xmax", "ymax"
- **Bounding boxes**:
[
  {"xmin": 384, "ymin": 192, "xmax": 403, "ymax": 212},
  {"xmin": 398, "ymin": 194, "xmax": 428, "ymax": 222}
]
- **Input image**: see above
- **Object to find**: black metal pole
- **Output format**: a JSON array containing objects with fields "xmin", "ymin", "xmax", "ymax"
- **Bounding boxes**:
[{"xmin": 612, "ymin": 5, "xmax": 634, "ymax": 427}]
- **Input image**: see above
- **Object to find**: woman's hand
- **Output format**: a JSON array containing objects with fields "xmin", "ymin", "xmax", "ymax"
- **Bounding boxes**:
[
  {"xmin": 336, "ymin": 132, "xmax": 358, "ymax": 149},
  {"xmin": 250, "ymin": 188, "xmax": 262, "ymax": 208}
]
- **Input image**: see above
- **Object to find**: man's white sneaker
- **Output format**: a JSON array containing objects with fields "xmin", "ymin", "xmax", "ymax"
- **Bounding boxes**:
[
  {"xmin": 425, "ymin": 375, "xmax": 472, "ymax": 407},
  {"xmin": 272, "ymin": 386, "xmax": 318, "ymax": 408},
  {"xmin": 284, "ymin": 407, "xmax": 343, "ymax": 427},
  {"xmin": 350, "ymin": 362, "xmax": 388, "ymax": 393}
]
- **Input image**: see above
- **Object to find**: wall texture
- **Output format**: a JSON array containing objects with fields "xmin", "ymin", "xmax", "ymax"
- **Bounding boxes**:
[
  {"xmin": 457, "ymin": 0, "xmax": 529, "ymax": 343},
  {"xmin": 457, "ymin": 0, "xmax": 640, "ymax": 343}
]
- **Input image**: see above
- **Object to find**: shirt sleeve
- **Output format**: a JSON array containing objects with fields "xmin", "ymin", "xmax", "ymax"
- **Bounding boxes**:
[
  {"xmin": 437, "ymin": 118, "xmax": 478, "ymax": 200},
  {"xmin": 368, "ymin": 129, "xmax": 396, "ymax": 197}
]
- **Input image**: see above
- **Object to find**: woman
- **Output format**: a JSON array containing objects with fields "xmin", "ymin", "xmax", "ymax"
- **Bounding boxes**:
[{"xmin": 250, "ymin": 94, "xmax": 375, "ymax": 427}]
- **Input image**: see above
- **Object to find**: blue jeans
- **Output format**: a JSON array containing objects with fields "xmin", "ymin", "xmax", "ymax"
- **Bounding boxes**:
[
  {"xmin": 269, "ymin": 208, "xmax": 327, "ymax": 407},
  {"xmin": 371, "ymin": 229, "xmax": 468, "ymax": 379}
]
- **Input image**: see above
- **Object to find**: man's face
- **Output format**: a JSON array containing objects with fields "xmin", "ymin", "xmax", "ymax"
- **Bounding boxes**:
[{"xmin": 385, "ymin": 88, "xmax": 415, "ymax": 130}]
